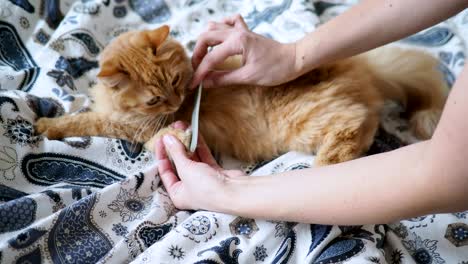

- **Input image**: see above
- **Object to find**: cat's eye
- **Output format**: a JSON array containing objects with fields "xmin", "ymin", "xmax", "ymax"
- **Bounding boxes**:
[
  {"xmin": 172, "ymin": 75, "xmax": 181, "ymax": 86},
  {"xmin": 147, "ymin": 96, "xmax": 161, "ymax": 106}
]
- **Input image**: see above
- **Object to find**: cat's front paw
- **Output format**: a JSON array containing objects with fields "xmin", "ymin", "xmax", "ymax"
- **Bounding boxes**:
[
  {"xmin": 35, "ymin": 118, "xmax": 64, "ymax": 139},
  {"xmin": 145, "ymin": 127, "xmax": 192, "ymax": 152}
]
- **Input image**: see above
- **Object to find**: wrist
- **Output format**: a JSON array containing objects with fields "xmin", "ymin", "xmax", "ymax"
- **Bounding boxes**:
[
  {"xmin": 214, "ymin": 174, "xmax": 254, "ymax": 216},
  {"xmin": 294, "ymin": 34, "xmax": 323, "ymax": 76},
  {"xmin": 280, "ymin": 42, "xmax": 300, "ymax": 81},
  {"xmin": 216, "ymin": 174, "xmax": 286, "ymax": 220},
  {"xmin": 293, "ymin": 39, "xmax": 305, "ymax": 77}
]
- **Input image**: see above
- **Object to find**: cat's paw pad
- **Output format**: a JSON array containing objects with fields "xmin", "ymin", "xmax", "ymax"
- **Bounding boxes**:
[
  {"xmin": 35, "ymin": 118, "xmax": 63, "ymax": 139},
  {"xmin": 145, "ymin": 127, "xmax": 192, "ymax": 151}
]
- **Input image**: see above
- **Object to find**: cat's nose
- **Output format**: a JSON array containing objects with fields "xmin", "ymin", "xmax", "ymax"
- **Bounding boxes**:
[{"xmin": 168, "ymin": 95, "xmax": 180, "ymax": 107}]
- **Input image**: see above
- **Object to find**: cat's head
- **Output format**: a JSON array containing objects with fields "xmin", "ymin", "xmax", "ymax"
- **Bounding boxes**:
[{"xmin": 97, "ymin": 25, "xmax": 193, "ymax": 115}]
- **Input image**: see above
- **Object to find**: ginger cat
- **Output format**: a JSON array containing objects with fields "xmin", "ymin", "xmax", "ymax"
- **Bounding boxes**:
[{"xmin": 36, "ymin": 25, "xmax": 447, "ymax": 166}]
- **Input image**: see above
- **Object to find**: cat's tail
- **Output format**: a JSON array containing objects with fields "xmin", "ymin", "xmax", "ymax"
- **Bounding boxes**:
[{"xmin": 363, "ymin": 46, "xmax": 448, "ymax": 139}]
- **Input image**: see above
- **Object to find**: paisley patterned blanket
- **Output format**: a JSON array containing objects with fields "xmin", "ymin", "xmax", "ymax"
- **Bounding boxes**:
[{"xmin": 0, "ymin": 0, "xmax": 467, "ymax": 263}]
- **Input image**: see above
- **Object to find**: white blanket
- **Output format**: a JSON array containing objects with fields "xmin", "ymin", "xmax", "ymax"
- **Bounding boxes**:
[{"xmin": 0, "ymin": 0, "xmax": 467, "ymax": 263}]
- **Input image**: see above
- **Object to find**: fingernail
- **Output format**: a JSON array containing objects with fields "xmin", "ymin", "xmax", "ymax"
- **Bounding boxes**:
[{"xmin": 163, "ymin": 135, "xmax": 176, "ymax": 146}]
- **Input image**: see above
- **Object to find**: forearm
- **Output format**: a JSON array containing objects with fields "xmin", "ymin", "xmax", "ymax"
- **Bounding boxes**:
[
  {"xmin": 223, "ymin": 141, "xmax": 450, "ymax": 225},
  {"xmin": 424, "ymin": 65, "xmax": 468, "ymax": 213},
  {"xmin": 219, "ymin": 65, "xmax": 468, "ymax": 225},
  {"xmin": 294, "ymin": 0, "xmax": 468, "ymax": 75}
]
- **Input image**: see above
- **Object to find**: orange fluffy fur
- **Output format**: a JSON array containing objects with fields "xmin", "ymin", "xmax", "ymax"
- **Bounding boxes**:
[{"xmin": 36, "ymin": 25, "xmax": 447, "ymax": 166}]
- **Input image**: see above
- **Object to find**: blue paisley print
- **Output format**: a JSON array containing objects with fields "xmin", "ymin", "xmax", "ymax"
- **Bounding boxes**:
[
  {"xmin": 402, "ymin": 27, "xmax": 454, "ymax": 47},
  {"xmin": 48, "ymin": 194, "xmax": 112, "ymax": 264},
  {"xmin": 128, "ymin": 0, "xmax": 170, "ymax": 23},
  {"xmin": 0, "ymin": 197, "xmax": 36, "ymax": 233},
  {"xmin": 70, "ymin": 32, "xmax": 101, "ymax": 55},
  {"xmin": 54, "ymin": 56, "xmax": 98, "ymax": 79},
  {"xmin": 9, "ymin": 228, "xmax": 47, "ymax": 249},
  {"xmin": 7, "ymin": 0, "xmax": 35, "ymax": 13},
  {"xmin": 40, "ymin": 0, "xmax": 64, "ymax": 29},
  {"xmin": 26, "ymin": 94, "xmax": 64, "ymax": 118},
  {"xmin": 0, "ymin": 184, "xmax": 28, "ymax": 202},
  {"xmin": 136, "ymin": 222, "xmax": 173, "ymax": 249},
  {"xmin": 272, "ymin": 228, "xmax": 296, "ymax": 264},
  {"xmin": 0, "ymin": 21, "xmax": 40, "ymax": 92},
  {"xmin": 196, "ymin": 237, "xmax": 242, "ymax": 264},
  {"xmin": 308, "ymin": 224, "xmax": 333, "ymax": 256},
  {"xmin": 0, "ymin": 1, "xmax": 466, "ymax": 264},
  {"xmin": 21, "ymin": 153, "xmax": 126, "ymax": 188},
  {"xmin": 0, "ymin": 96, "xmax": 19, "ymax": 123},
  {"xmin": 314, "ymin": 238, "xmax": 365, "ymax": 264},
  {"xmin": 245, "ymin": 0, "xmax": 292, "ymax": 30},
  {"xmin": 16, "ymin": 247, "xmax": 42, "ymax": 264}
]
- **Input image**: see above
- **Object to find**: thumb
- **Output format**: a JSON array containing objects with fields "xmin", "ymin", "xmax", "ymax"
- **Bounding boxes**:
[
  {"xmin": 163, "ymin": 135, "xmax": 190, "ymax": 171},
  {"xmin": 224, "ymin": 170, "xmax": 246, "ymax": 177},
  {"xmin": 203, "ymin": 68, "xmax": 250, "ymax": 88}
]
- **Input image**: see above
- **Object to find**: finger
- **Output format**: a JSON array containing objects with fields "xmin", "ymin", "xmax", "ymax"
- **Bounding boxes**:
[
  {"xmin": 156, "ymin": 140, "xmax": 190, "ymax": 210},
  {"xmin": 224, "ymin": 169, "xmax": 246, "ymax": 177},
  {"xmin": 222, "ymin": 16, "xmax": 234, "ymax": 26},
  {"xmin": 196, "ymin": 134, "xmax": 221, "ymax": 169},
  {"xmin": 158, "ymin": 162, "xmax": 186, "ymax": 208},
  {"xmin": 158, "ymin": 157, "xmax": 175, "ymax": 174},
  {"xmin": 158, "ymin": 159, "xmax": 179, "ymax": 186},
  {"xmin": 168, "ymin": 121, "xmax": 198, "ymax": 162},
  {"xmin": 223, "ymin": 14, "xmax": 248, "ymax": 30},
  {"xmin": 202, "ymin": 67, "xmax": 250, "ymax": 88},
  {"xmin": 191, "ymin": 42, "xmax": 242, "ymax": 89},
  {"xmin": 206, "ymin": 21, "xmax": 232, "ymax": 31},
  {"xmin": 172, "ymin": 120, "xmax": 189, "ymax": 130},
  {"xmin": 154, "ymin": 138, "xmax": 168, "ymax": 160},
  {"xmin": 192, "ymin": 30, "xmax": 229, "ymax": 73},
  {"xmin": 163, "ymin": 135, "xmax": 191, "ymax": 172}
]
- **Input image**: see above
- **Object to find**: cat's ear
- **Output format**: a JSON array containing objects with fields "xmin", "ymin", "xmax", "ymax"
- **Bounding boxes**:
[
  {"xmin": 147, "ymin": 25, "xmax": 170, "ymax": 47},
  {"xmin": 97, "ymin": 60, "xmax": 127, "ymax": 87}
]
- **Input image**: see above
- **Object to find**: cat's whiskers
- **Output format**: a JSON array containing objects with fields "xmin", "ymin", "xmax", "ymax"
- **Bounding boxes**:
[
  {"xmin": 157, "ymin": 114, "xmax": 167, "ymax": 130},
  {"xmin": 149, "ymin": 114, "xmax": 166, "ymax": 139},
  {"xmin": 131, "ymin": 116, "xmax": 153, "ymax": 143},
  {"xmin": 106, "ymin": 116, "xmax": 143, "ymax": 136},
  {"xmin": 148, "ymin": 116, "xmax": 161, "ymax": 138},
  {"xmin": 158, "ymin": 114, "xmax": 169, "ymax": 132}
]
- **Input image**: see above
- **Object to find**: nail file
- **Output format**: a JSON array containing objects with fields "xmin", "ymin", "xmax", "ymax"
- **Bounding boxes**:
[{"xmin": 189, "ymin": 82, "xmax": 202, "ymax": 153}]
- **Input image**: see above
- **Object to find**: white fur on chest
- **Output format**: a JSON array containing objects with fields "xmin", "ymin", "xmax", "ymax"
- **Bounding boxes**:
[{"xmin": 89, "ymin": 83, "xmax": 116, "ymax": 115}]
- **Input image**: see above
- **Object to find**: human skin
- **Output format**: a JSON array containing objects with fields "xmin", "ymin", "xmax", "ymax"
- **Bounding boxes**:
[
  {"xmin": 156, "ymin": 0, "xmax": 468, "ymax": 225},
  {"xmin": 190, "ymin": 0, "xmax": 467, "ymax": 89}
]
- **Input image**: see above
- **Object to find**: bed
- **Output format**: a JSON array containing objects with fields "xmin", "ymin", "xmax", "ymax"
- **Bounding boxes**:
[{"xmin": 0, "ymin": 0, "xmax": 467, "ymax": 263}]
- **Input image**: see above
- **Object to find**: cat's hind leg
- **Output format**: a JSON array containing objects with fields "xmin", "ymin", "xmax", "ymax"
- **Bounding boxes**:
[{"xmin": 314, "ymin": 112, "xmax": 379, "ymax": 166}]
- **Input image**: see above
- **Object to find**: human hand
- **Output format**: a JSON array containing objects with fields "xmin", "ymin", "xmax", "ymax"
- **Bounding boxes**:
[
  {"xmin": 154, "ymin": 121, "xmax": 246, "ymax": 210},
  {"xmin": 190, "ymin": 14, "xmax": 298, "ymax": 89}
]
